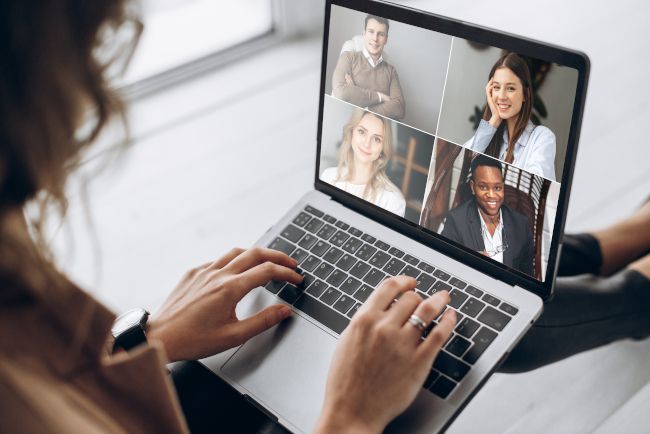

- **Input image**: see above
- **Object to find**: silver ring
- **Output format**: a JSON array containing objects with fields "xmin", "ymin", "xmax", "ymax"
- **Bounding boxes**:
[{"xmin": 408, "ymin": 314, "xmax": 428, "ymax": 333}]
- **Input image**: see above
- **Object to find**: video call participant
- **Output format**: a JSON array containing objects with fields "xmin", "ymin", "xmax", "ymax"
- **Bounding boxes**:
[
  {"xmin": 322, "ymin": 108, "xmax": 406, "ymax": 216},
  {"xmin": 331, "ymin": 14, "xmax": 406, "ymax": 120},
  {"xmin": 464, "ymin": 53, "xmax": 557, "ymax": 181},
  {"xmin": 441, "ymin": 155, "xmax": 534, "ymax": 275}
]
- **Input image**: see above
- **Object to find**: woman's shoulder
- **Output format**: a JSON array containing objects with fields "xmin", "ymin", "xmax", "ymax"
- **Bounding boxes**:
[
  {"xmin": 528, "ymin": 122, "xmax": 556, "ymax": 141},
  {"xmin": 321, "ymin": 167, "xmax": 338, "ymax": 182}
]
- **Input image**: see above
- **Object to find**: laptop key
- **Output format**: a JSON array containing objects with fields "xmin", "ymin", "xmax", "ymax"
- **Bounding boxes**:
[
  {"xmin": 298, "ymin": 233, "xmax": 317, "ymax": 250},
  {"xmin": 323, "ymin": 214, "xmax": 337, "ymax": 224},
  {"xmin": 433, "ymin": 269, "xmax": 451, "ymax": 281},
  {"xmin": 350, "ymin": 262, "xmax": 371, "ymax": 279},
  {"xmin": 333, "ymin": 295, "xmax": 356, "ymax": 315},
  {"xmin": 301, "ymin": 272, "xmax": 316, "ymax": 289},
  {"xmin": 268, "ymin": 237, "xmax": 294, "ymax": 255},
  {"xmin": 278, "ymin": 284, "xmax": 303, "ymax": 304},
  {"xmin": 383, "ymin": 258, "xmax": 406, "ymax": 276},
  {"xmin": 363, "ymin": 268, "xmax": 386, "ymax": 287},
  {"xmin": 281, "ymin": 224, "xmax": 305, "ymax": 243},
  {"xmin": 463, "ymin": 327, "xmax": 497, "ymax": 364},
  {"xmin": 477, "ymin": 306, "xmax": 511, "ymax": 331},
  {"xmin": 348, "ymin": 226, "xmax": 363, "ymax": 237},
  {"xmin": 326, "ymin": 270, "xmax": 347, "ymax": 287},
  {"xmin": 499, "ymin": 302, "xmax": 519, "ymax": 316},
  {"xmin": 388, "ymin": 247, "xmax": 404, "ymax": 258},
  {"xmin": 460, "ymin": 298, "xmax": 486, "ymax": 318},
  {"xmin": 449, "ymin": 277, "xmax": 467, "ymax": 289},
  {"xmin": 316, "ymin": 224, "xmax": 336, "ymax": 240},
  {"xmin": 401, "ymin": 265, "xmax": 420, "ymax": 278},
  {"xmin": 423, "ymin": 370, "xmax": 439, "ymax": 389},
  {"xmin": 314, "ymin": 262, "xmax": 335, "ymax": 280},
  {"xmin": 361, "ymin": 233, "xmax": 376, "ymax": 244},
  {"xmin": 455, "ymin": 317, "xmax": 480, "ymax": 339},
  {"xmin": 330, "ymin": 230, "xmax": 350, "ymax": 247},
  {"xmin": 340, "ymin": 277, "xmax": 362, "ymax": 295},
  {"xmin": 294, "ymin": 295, "xmax": 349, "ymax": 334},
  {"xmin": 482, "ymin": 294, "xmax": 500, "ymax": 306},
  {"xmin": 353, "ymin": 284, "xmax": 374, "ymax": 302},
  {"xmin": 342, "ymin": 237, "xmax": 363, "ymax": 254},
  {"xmin": 374, "ymin": 240, "xmax": 390, "ymax": 251},
  {"xmin": 355, "ymin": 244, "xmax": 377, "ymax": 261},
  {"xmin": 369, "ymin": 251, "xmax": 391, "ymax": 268},
  {"xmin": 431, "ymin": 280, "xmax": 451, "ymax": 294},
  {"xmin": 323, "ymin": 247, "xmax": 344, "ymax": 264},
  {"xmin": 434, "ymin": 351, "xmax": 471, "ymax": 382},
  {"xmin": 416, "ymin": 274, "xmax": 436, "ymax": 293},
  {"xmin": 289, "ymin": 248, "xmax": 309, "ymax": 264},
  {"xmin": 301, "ymin": 255, "xmax": 321, "ymax": 272},
  {"xmin": 446, "ymin": 335, "xmax": 472, "ymax": 357},
  {"xmin": 465, "ymin": 285, "xmax": 484, "ymax": 298},
  {"xmin": 306, "ymin": 279, "xmax": 328, "ymax": 298},
  {"xmin": 265, "ymin": 280, "xmax": 286, "ymax": 294},
  {"xmin": 448, "ymin": 290, "xmax": 468, "ymax": 309},
  {"xmin": 334, "ymin": 221, "xmax": 350, "ymax": 230},
  {"xmin": 305, "ymin": 205, "xmax": 324, "ymax": 217},
  {"xmin": 417, "ymin": 261, "xmax": 435, "ymax": 274},
  {"xmin": 320, "ymin": 287, "xmax": 342, "ymax": 306},
  {"xmin": 403, "ymin": 254, "xmax": 419, "ymax": 266},
  {"xmin": 336, "ymin": 254, "xmax": 357, "ymax": 272},
  {"xmin": 429, "ymin": 375, "xmax": 457, "ymax": 399},
  {"xmin": 310, "ymin": 240, "xmax": 329, "ymax": 257},
  {"xmin": 347, "ymin": 303, "xmax": 362, "ymax": 318},
  {"xmin": 304, "ymin": 218, "xmax": 324, "ymax": 234},
  {"xmin": 292, "ymin": 212, "xmax": 312, "ymax": 227}
]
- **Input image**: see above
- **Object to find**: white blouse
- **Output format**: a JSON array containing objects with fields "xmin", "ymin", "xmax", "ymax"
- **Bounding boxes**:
[
  {"xmin": 464, "ymin": 119, "xmax": 557, "ymax": 181},
  {"xmin": 321, "ymin": 167, "xmax": 406, "ymax": 217}
]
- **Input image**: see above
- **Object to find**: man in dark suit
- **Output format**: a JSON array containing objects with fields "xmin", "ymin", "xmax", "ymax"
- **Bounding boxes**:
[{"xmin": 441, "ymin": 155, "xmax": 534, "ymax": 275}]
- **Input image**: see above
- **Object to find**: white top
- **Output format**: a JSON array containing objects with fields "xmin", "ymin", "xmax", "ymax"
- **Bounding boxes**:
[
  {"xmin": 464, "ymin": 119, "xmax": 557, "ymax": 181},
  {"xmin": 479, "ymin": 209, "xmax": 504, "ymax": 263},
  {"xmin": 321, "ymin": 167, "xmax": 406, "ymax": 217}
]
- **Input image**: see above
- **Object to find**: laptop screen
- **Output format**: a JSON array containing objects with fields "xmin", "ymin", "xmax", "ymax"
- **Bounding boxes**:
[{"xmin": 317, "ymin": 2, "xmax": 587, "ymax": 287}]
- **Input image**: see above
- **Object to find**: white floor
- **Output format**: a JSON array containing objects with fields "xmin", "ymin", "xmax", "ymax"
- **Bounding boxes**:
[{"xmin": 54, "ymin": 0, "xmax": 650, "ymax": 432}]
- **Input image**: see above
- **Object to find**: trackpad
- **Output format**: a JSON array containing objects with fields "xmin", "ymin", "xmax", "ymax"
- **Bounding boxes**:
[{"xmin": 221, "ymin": 313, "xmax": 337, "ymax": 433}]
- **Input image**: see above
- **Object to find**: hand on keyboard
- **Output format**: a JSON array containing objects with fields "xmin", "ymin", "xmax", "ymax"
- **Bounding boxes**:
[
  {"xmin": 315, "ymin": 276, "xmax": 456, "ymax": 434},
  {"xmin": 148, "ymin": 247, "xmax": 303, "ymax": 362}
]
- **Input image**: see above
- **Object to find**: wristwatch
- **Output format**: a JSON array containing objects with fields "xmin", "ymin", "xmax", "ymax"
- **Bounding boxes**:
[{"xmin": 111, "ymin": 308, "xmax": 150, "ymax": 352}]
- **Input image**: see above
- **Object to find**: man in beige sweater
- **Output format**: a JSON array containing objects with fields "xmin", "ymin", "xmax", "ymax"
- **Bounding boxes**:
[{"xmin": 332, "ymin": 15, "xmax": 406, "ymax": 120}]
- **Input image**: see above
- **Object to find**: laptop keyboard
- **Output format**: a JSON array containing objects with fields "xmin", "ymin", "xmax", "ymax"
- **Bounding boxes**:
[{"xmin": 265, "ymin": 205, "xmax": 519, "ymax": 400}]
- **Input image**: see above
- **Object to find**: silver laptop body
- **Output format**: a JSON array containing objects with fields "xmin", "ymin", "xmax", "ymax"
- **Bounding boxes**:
[{"xmin": 202, "ymin": 1, "xmax": 589, "ymax": 432}]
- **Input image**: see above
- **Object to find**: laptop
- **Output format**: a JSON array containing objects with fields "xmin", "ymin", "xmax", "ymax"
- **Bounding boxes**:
[{"xmin": 201, "ymin": 0, "xmax": 589, "ymax": 432}]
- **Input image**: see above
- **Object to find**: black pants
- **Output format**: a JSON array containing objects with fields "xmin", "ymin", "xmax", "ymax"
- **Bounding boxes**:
[
  {"xmin": 172, "ymin": 234, "xmax": 650, "ymax": 431},
  {"xmin": 499, "ymin": 233, "xmax": 650, "ymax": 372}
]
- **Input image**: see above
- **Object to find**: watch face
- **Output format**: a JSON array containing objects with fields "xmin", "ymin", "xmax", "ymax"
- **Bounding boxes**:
[{"xmin": 112, "ymin": 308, "xmax": 148, "ymax": 335}]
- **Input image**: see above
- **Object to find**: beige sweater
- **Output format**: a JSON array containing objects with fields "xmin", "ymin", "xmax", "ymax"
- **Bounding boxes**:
[
  {"xmin": 0, "ymin": 274, "xmax": 188, "ymax": 433},
  {"xmin": 332, "ymin": 51, "xmax": 405, "ymax": 119}
]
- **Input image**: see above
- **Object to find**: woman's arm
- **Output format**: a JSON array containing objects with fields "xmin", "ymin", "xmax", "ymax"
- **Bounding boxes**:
[
  {"xmin": 522, "ymin": 126, "xmax": 556, "ymax": 181},
  {"xmin": 463, "ymin": 119, "xmax": 497, "ymax": 152}
]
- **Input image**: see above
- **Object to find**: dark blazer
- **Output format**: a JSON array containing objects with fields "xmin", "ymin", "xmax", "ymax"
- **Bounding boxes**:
[{"xmin": 440, "ymin": 200, "xmax": 534, "ymax": 276}]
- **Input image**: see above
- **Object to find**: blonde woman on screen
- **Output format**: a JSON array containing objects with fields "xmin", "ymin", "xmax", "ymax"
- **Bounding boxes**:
[{"xmin": 321, "ymin": 108, "xmax": 406, "ymax": 217}]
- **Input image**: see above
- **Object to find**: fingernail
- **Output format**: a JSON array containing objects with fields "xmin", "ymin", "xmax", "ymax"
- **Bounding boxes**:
[{"xmin": 279, "ymin": 306, "xmax": 292, "ymax": 318}]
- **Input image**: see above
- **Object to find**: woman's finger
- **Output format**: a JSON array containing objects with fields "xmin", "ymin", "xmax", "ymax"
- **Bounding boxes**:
[
  {"xmin": 207, "ymin": 247, "xmax": 246, "ymax": 270},
  {"xmin": 363, "ymin": 276, "xmax": 417, "ymax": 312},
  {"xmin": 223, "ymin": 247, "xmax": 297, "ymax": 274},
  {"xmin": 227, "ymin": 262, "xmax": 304, "ymax": 301},
  {"xmin": 416, "ymin": 309, "xmax": 456, "ymax": 361},
  {"xmin": 224, "ymin": 304, "xmax": 293, "ymax": 345},
  {"xmin": 403, "ymin": 291, "xmax": 450, "ymax": 340},
  {"xmin": 385, "ymin": 290, "xmax": 421, "ymax": 325}
]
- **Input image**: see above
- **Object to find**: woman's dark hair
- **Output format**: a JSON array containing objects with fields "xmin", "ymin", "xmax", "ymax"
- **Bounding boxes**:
[
  {"xmin": 482, "ymin": 52, "xmax": 534, "ymax": 164},
  {"xmin": 0, "ymin": 1, "xmax": 134, "ymax": 288}
]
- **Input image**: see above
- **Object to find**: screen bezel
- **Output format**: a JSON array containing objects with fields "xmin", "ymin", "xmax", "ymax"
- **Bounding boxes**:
[{"xmin": 315, "ymin": 0, "xmax": 590, "ymax": 300}]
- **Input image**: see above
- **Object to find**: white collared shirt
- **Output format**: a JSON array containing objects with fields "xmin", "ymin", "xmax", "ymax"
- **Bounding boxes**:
[
  {"xmin": 362, "ymin": 47, "xmax": 384, "ymax": 68},
  {"xmin": 479, "ymin": 209, "xmax": 504, "ymax": 263}
]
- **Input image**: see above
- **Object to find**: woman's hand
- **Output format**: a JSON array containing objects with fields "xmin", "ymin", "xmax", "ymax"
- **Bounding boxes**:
[
  {"xmin": 314, "ymin": 276, "xmax": 456, "ymax": 434},
  {"xmin": 147, "ymin": 247, "xmax": 302, "ymax": 362},
  {"xmin": 485, "ymin": 78, "xmax": 502, "ymax": 128}
]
